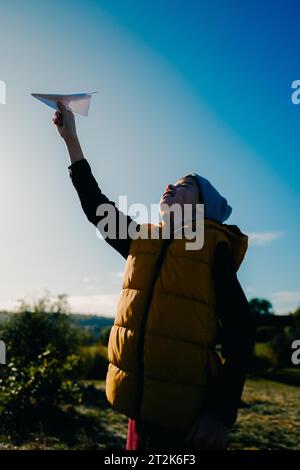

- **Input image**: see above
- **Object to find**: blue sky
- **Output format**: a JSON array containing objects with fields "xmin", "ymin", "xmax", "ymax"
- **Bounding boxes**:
[{"xmin": 0, "ymin": 0, "xmax": 299, "ymax": 316}]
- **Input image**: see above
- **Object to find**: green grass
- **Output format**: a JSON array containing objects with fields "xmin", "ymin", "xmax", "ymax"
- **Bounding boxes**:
[
  {"xmin": 0, "ymin": 378, "xmax": 299, "ymax": 450},
  {"xmin": 228, "ymin": 378, "xmax": 300, "ymax": 450}
]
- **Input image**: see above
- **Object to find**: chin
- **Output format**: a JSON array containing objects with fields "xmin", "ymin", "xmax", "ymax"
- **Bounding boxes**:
[
  {"xmin": 160, "ymin": 198, "xmax": 172, "ymax": 208},
  {"xmin": 161, "ymin": 193, "xmax": 174, "ymax": 203}
]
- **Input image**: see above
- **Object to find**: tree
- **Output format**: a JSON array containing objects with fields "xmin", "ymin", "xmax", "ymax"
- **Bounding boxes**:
[{"xmin": 249, "ymin": 298, "xmax": 274, "ymax": 317}]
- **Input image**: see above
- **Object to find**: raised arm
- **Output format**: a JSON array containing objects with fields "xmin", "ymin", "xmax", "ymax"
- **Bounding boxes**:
[{"xmin": 53, "ymin": 102, "xmax": 138, "ymax": 259}]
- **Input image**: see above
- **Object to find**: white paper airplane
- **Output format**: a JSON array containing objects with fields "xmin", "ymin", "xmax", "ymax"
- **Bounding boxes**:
[{"xmin": 31, "ymin": 91, "xmax": 97, "ymax": 116}]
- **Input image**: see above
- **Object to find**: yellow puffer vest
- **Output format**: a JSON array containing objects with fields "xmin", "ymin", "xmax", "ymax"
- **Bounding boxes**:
[{"xmin": 105, "ymin": 218, "xmax": 248, "ymax": 433}]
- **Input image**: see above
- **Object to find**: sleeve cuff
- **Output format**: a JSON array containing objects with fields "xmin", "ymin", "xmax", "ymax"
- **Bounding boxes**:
[
  {"xmin": 68, "ymin": 157, "xmax": 88, "ymax": 171},
  {"xmin": 68, "ymin": 158, "xmax": 92, "ymax": 180}
]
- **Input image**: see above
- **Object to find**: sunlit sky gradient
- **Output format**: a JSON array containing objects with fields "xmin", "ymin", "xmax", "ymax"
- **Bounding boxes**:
[{"xmin": 0, "ymin": 0, "xmax": 299, "ymax": 316}]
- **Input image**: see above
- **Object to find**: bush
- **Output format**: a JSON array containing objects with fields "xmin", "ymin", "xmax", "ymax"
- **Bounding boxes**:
[
  {"xmin": 0, "ymin": 294, "xmax": 84, "ymax": 431},
  {"xmin": 99, "ymin": 326, "xmax": 112, "ymax": 346},
  {"xmin": 78, "ymin": 345, "xmax": 108, "ymax": 380},
  {"xmin": 271, "ymin": 328, "xmax": 294, "ymax": 369},
  {"xmin": 0, "ymin": 294, "xmax": 83, "ymax": 365},
  {"xmin": 0, "ymin": 347, "xmax": 82, "ymax": 429},
  {"xmin": 255, "ymin": 327, "xmax": 277, "ymax": 343},
  {"xmin": 249, "ymin": 343, "xmax": 277, "ymax": 372}
]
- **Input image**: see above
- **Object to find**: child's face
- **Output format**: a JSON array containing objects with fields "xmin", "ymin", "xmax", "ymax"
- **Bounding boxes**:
[{"xmin": 159, "ymin": 176, "xmax": 200, "ymax": 219}]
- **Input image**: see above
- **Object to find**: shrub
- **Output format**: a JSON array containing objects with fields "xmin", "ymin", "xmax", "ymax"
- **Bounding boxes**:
[
  {"xmin": 0, "ymin": 347, "xmax": 82, "ymax": 429},
  {"xmin": 78, "ymin": 345, "xmax": 108, "ymax": 380},
  {"xmin": 271, "ymin": 328, "xmax": 294, "ymax": 369},
  {"xmin": 249, "ymin": 343, "xmax": 277, "ymax": 372},
  {"xmin": 99, "ymin": 326, "xmax": 112, "ymax": 346},
  {"xmin": 0, "ymin": 294, "xmax": 83, "ymax": 365},
  {"xmin": 0, "ymin": 294, "xmax": 83, "ymax": 431}
]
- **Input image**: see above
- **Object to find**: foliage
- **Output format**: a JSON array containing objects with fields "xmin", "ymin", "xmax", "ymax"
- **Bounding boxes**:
[
  {"xmin": 78, "ymin": 345, "xmax": 108, "ymax": 380},
  {"xmin": 249, "ymin": 342, "xmax": 277, "ymax": 372},
  {"xmin": 271, "ymin": 327, "xmax": 296, "ymax": 369},
  {"xmin": 99, "ymin": 326, "xmax": 112, "ymax": 346},
  {"xmin": 0, "ymin": 294, "xmax": 83, "ymax": 431},
  {"xmin": 0, "ymin": 348, "xmax": 82, "ymax": 429},
  {"xmin": 0, "ymin": 293, "xmax": 83, "ymax": 365},
  {"xmin": 249, "ymin": 297, "xmax": 274, "ymax": 317}
]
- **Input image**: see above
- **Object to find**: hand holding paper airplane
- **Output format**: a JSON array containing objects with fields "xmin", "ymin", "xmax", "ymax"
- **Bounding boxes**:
[
  {"xmin": 31, "ymin": 91, "xmax": 97, "ymax": 116},
  {"xmin": 52, "ymin": 102, "xmax": 85, "ymax": 164},
  {"xmin": 52, "ymin": 102, "xmax": 77, "ymax": 141}
]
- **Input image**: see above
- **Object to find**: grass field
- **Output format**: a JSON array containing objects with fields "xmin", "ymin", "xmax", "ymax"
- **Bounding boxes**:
[
  {"xmin": 228, "ymin": 378, "xmax": 300, "ymax": 450},
  {"xmin": 0, "ymin": 378, "xmax": 299, "ymax": 450}
]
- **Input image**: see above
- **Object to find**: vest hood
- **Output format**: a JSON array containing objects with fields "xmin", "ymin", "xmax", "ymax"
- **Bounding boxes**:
[
  {"xmin": 206, "ymin": 219, "xmax": 248, "ymax": 271},
  {"xmin": 168, "ymin": 217, "xmax": 248, "ymax": 272}
]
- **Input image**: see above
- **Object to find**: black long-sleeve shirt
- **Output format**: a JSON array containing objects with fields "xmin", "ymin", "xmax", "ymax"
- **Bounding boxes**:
[{"xmin": 68, "ymin": 158, "xmax": 256, "ymax": 428}]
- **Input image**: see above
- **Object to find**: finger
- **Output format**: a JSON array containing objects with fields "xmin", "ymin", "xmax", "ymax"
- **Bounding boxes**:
[
  {"xmin": 53, "ymin": 111, "xmax": 61, "ymax": 120},
  {"xmin": 57, "ymin": 101, "xmax": 67, "ymax": 114},
  {"xmin": 52, "ymin": 113, "xmax": 62, "ymax": 123},
  {"xmin": 52, "ymin": 115, "xmax": 63, "ymax": 127}
]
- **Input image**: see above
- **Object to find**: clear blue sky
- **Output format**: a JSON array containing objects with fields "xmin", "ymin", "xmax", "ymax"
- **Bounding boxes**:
[{"xmin": 0, "ymin": 0, "xmax": 299, "ymax": 316}]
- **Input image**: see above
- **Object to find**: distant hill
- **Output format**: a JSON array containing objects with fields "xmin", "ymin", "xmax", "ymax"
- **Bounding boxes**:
[{"xmin": 70, "ymin": 313, "xmax": 114, "ymax": 342}]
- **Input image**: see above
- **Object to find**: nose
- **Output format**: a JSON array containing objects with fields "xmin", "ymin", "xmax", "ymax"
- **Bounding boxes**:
[{"xmin": 165, "ymin": 184, "xmax": 175, "ymax": 192}]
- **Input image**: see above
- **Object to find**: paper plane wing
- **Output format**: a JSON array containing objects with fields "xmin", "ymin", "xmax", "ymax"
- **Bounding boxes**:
[{"xmin": 31, "ymin": 92, "xmax": 97, "ymax": 116}]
